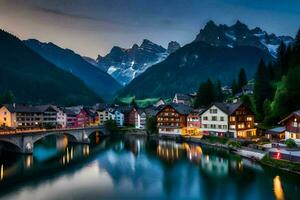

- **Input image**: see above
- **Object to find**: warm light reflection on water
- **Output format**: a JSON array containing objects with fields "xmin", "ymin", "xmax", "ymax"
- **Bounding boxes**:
[
  {"xmin": 0, "ymin": 164, "xmax": 3, "ymax": 181},
  {"xmin": 25, "ymin": 156, "xmax": 33, "ymax": 168},
  {"xmin": 274, "ymin": 175, "xmax": 285, "ymax": 200},
  {"xmin": 83, "ymin": 145, "xmax": 90, "ymax": 156},
  {"xmin": 62, "ymin": 147, "xmax": 74, "ymax": 165}
]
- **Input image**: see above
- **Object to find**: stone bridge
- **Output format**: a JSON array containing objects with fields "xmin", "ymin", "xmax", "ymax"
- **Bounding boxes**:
[{"xmin": 0, "ymin": 127, "xmax": 109, "ymax": 154}]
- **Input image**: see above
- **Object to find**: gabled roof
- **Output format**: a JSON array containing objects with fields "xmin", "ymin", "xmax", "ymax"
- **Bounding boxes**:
[
  {"xmin": 1, "ymin": 104, "xmax": 41, "ymax": 113},
  {"xmin": 35, "ymin": 105, "xmax": 60, "ymax": 112},
  {"xmin": 206, "ymin": 102, "xmax": 243, "ymax": 115},
  {"xmin": 279, "ymin": 110, "xmax": 300, "ymax": 124},
  {"xmin": 158, "ymin": 103, "xmax": 193, "ymax": 116}
]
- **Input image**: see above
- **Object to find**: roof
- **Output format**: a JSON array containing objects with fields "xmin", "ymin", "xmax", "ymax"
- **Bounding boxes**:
[
  {"xmin": 35, "ymin": 105, "xmax": 60, "ymax": 112},
  {"xmin": 2, "ymin": 104, "xmax": 41, "ymax": 113},
  {"xmin": 279, "ymin": 110, "xmax": 300, "ymax": 124},
  {"xmin": 174, "ymin": 93, "xmax": 192, "ymax": 101},
  {"xmin": 63, "ymin": 108, "xmax": 76, "ymax": 116},
  {"xmin": 266, "ymin": 127, "xmax": 286, "ymax": 135},
  {"xmin": 158, "ymin": 103, "xmax": 193, "ymax": 116},
  {"xmin": 208, "ymin": 102, "xmax": 243, "ymax": 115}
]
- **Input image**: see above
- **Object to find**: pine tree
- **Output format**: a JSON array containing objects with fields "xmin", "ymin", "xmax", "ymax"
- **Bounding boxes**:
[
  {"xmin": 231, "ymin": 79, "xmax": 238, "ymax": 95},
  {"xmin": 254, "ymin": 59, "xmax": 273, "ymax": 121},
  {"xmin": 215, "ymin": 80, "xmax": 224, "ymax": 102},
  {"xmin": 238, "ymin": 68, "xmax": 247, "ymax": 90},
  {"xmin": 194, "ymin": 79, "xmax": 215, "ymax": 108},
  {"xmin": 241, "ymin": 94, "xmax": 254, "ymax": 113}
]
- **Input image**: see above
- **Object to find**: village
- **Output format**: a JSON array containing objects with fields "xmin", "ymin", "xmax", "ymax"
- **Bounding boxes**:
[{"xmin": 0, "ymin": 92, "xmax": 300, "ymax": 172}]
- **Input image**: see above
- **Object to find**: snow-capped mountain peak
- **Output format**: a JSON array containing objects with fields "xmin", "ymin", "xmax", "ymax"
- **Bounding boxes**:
[{"xmin": 194, "ymin": 20, "xmax": 295, "ymax": 58}]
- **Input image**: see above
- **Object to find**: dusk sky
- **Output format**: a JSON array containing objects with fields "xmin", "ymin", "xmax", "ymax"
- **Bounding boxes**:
[{"xmin": 0, "ymin": 0, "xmax": 299, "ymax": 57}]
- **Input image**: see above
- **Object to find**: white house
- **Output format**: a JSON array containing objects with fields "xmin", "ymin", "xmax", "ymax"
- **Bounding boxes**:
[
  {"xmin": 201, "ymin": 104, "xmax": 228, "ymax": 137},
  {"xmin": 135, "ymin": 109, "xmax": 147, "ymax": 129},
  {"xmin": 98, "ymin": 108, "xmax": 115, "ymax": 125},
  {"xmin": 114, "ymin": 109, "xmax": 124, "ymax": 127},
  {"xmin": 57, "ymin": 108, "xmax": 67, "ymax": 128}
]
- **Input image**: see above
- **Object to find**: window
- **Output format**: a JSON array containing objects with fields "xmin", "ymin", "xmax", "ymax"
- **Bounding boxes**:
[
  {"xmin": 203, "ymin": 116, "xmax": 208, "ymax": 120},
  {"xmin": 230, "ymin": 125, "xmax": 236, "ymax": 129},
  {"xmin": 4, "ymin": 112, "xmax": 7, "ymax": 115},
  {"xmin": 210, "ymin": 109, "xmax": 217, "ymax": 114},
  {"xmin": 238, "ymin": 123, "xmax": 245, "ymax": 129},
  {"xmin": 246, "ymin": 117, "xmax": 252, "ymax": 121},
  {"xmin": 223, "ymin": 125, "xmax": 227, "ymax": 129},
  {"xmin": 230, "ymin": 116, "xmax": 236, "ymax": 122},
  {"xmin": 220, "ymin": 117, "xmax": 224, "ymax": 121},
  {"xmin": 212, "ymin": 116, "xmax": 217, "ymax": 121},
  {"xmin": 3, "ymin": 117, "xmax": 6, "ymax": 121}
]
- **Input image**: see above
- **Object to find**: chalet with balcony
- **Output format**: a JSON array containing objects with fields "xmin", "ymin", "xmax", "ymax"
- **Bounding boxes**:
[
  {"xmin": 201, "ymin": 102, "xmax": 256, "ymax": 138},
  {"xmin": 280, "ymin": 110, "xmax": 300, "ymax": 144},
  {"xmin": 156, "ymin": 103, "xmax": 192, "ymax": 135}
]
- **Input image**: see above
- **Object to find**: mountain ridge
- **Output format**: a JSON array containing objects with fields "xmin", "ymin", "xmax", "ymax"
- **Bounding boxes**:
[{"xmin": 24, "ymin": 39, "xmax": 122, "ymax": 100}]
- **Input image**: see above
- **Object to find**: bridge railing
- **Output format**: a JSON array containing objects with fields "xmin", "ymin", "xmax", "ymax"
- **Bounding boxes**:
[{"xmin": 0, "ymin": 125, "xmax": 103, "ymax": 136}]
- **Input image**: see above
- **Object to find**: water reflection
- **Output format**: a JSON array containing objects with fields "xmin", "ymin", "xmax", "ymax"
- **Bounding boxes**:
[
  {"xmin": 274, "ymin": 175, "xmax": 285, "ymax": 200},
  {"xmin": 0, "ymin": 137, "xmax": 299, "ymax": 200},
  {"xmin": 83, "ymin": 145, "xmax": 90, "ymax": 156},
  {"xmin": 0, "ymin": 165, "xmax": 3, "ymax": 181},
  {"xmin": 24, "ymin": 155, "xmax": 33, "ymax": 168}
]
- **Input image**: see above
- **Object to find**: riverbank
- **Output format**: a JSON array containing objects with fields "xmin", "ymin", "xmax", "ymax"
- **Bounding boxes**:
[{"xmin": 115, "ymin": 130, "xmax": 300, "ymax": 174}]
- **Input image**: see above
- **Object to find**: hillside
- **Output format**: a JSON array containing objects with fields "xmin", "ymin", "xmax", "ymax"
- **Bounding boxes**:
[
  {"xmin": 24, "ymin": 39, "xmax": 122, "ymax": 100},
  {"xmin": 119, "ymin": 41, "xmax": 272, "ymax": 98},
  {"xmin": 0, "ymin": 29, "xmax": 100, "ymax": 105}
]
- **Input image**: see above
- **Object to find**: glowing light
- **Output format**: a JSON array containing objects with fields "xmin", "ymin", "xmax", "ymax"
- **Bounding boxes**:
[
  {"xmin": 0, "ymin": 165, "xmax": 3, "ymax": 181},
  {"xmin": 25, "ymin": 155, "xmax": 33, "ymax": 168},
  {"xmin": 276, "ymin": 152, "xmax": 281, "ymax": 160},
  {"xmin": 273, "ymin": 176, "xmax": 285, "ymax": 200}
]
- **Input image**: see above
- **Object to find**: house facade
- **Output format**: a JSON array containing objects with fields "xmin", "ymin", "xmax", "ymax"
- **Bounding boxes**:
[
  {"xmin": 156, "ymin": 104, "xmax": 192, "ymax": 135},
  {"xmin": 0, "ymin": 104, "xmax": 42, "ymax": 129},
  {"xmin": 201, "ymin": 103, "xmax": 256, "ymax": 138},
  {"xmin": 280, "ymin": 110, "xmax": 300, "ymax": 144},
  {"xmin": 183, "ymin": 110, "xmax": 203, "ymax": 136},
  {"xmin": 114, "ymin": 109, "xmax": 124, "ymax": 127},
  {"xmin": 98, "ymin": 108, "xmax": 115, "ymax": 125},
  {"xmin": 135, "ymin": 109, "xmax": 147, "ymax": 129},
  {"xmin": 201, "ymin": 105, "xmax": 229, "ymax": 137}
]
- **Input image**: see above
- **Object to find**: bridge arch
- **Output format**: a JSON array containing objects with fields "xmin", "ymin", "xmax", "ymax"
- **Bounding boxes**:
[
  {"xmin": 32, "ymin": 132, "xmax": 78, "ymax": 145},
  {"xmin": 0, "ymin": 138, "xmax": 23, "ymax": 153}
]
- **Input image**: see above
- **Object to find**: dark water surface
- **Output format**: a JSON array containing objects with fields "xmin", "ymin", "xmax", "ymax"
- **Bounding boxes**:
[{"xmin": 0, "ymin": 135, "xmax": 300, "ymax": 200}]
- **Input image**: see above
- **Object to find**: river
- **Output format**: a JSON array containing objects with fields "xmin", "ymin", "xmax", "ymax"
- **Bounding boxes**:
[{"xmin": 0, "ymin": 134, "xmax": 299, "ymax": 200}]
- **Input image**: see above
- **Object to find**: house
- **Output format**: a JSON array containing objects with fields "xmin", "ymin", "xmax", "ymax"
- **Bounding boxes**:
[
  {"xmin": 201, "ymin": 102, "xmax": 256, "ymax": 138},
  {"xmin": 183, "ymin": 109, "xmax": 204, "ymax": 136},
  {"xmin": 172, "ymin": 93, "xmax": 193, "ymax": 106},
  {"xmin": 97, "ymin": 108, "xmax": 115, "ymax": 125},
  {"xmin": 36, "ymin": 105, "xmax": 60, "ymax": 128},
  {"xmin": 156, "ymin": 103, "xmax": 192, "ymax": 135},
  {"xmin": 56, "ymin": 108, "xmax": 67, "ymax": 128},
  {"xmin": 65, "ymin": 106, "xmax": 89, "ymax": 128},
  {"xmin": 84, "ymin": 107, "xmax": 100, "ymax": 126},
  {"xmin": 135, "ymin": 109, "xmax": 147, "ymax": 129},
  {"xmin": 0, "ymin": 104, "xmax": 42, "ymax": 129},
  {"xmin": 265, "ymin": 127, "xmax": 286, "ymax": 141},
  {"xmin": 120, "ymin": 106, "xmax": 137, "ymax": 126},
  {"xmin": 64, "ymin": 109, "xmax": 77, "ymax": 128},
  {"xmin": 114, "ymin": 108, "xmax": 124, "ymax": 127},
  {"xmin": 279, "ymin": 110, "xmax": 300, "ymax": 144}
]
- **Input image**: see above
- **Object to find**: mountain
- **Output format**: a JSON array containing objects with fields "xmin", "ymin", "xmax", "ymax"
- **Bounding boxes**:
[
  {"xmin": 0, "ymin": 29, "xmax": 99, "ymax": 105},
  {"xmin": 167, "ymin": 41, "xmax": 181, "ymax": 53},
  {"xmin": 24, "ymin": 39, "xmax": 122, "ymax": 100},
  {"xmin": 194, "ymin": 20, "xmax": 294, "ymax": 57},
  {"xmin": 96, "ymin": 39, "xmax": 170, "ymax": 85},
  {"xmin": 119, "ymin": 21, "xmax": 285, "ymax": 99},
  {"xmin": 82, "ymin": 56, "xmax": 98, "ymax": 67}
]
